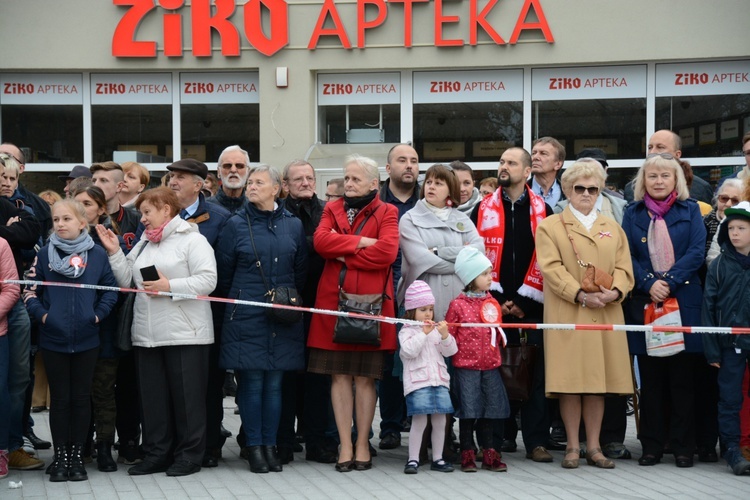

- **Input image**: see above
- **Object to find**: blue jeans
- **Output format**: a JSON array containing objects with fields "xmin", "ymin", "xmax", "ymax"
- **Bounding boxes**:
[
  {"xmin": 237, "ymin": 370, "xmax": 283, "ymax": 446},
  {"xmin": 7, "ymin": 300, "xmax": 30, "ymax": 451},
  {"xmin": 717, "ymin": 347, "xmax": 750, "ymax": 452},
  {"xmin": 0, "ymin": 335, "xmax": 10, "ymax": 450}
]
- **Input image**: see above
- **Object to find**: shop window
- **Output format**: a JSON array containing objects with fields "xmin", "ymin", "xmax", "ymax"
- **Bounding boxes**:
[
  {"xmin": 656, "ymin": 95, "xmax": 750, "ymax": 157},
  {"xmin": 1, "ymin": 105, "xmax": 83, "ymax": 163},
  {"xmin": 413, "ymin": 102, "xmax": 523, "ymax": 163},
  {"xmin": 181, "ymin": 104, "xmax": 260, "ymax": 162},
  {"xmin": 318, "ymin": 104, "xmax": 400, "ymax": 144},
  {"xmin": 91, "ymin": 105, "xmax": 173, "ymax": 163},
  {"xmin": 531, "ymin": 98, "xmax": 647, "ymax": 160}
]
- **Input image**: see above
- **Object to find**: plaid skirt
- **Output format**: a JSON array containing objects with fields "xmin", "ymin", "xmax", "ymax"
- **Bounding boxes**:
[{"xmin": 308, "ymin": 348, "xmax": 385, "ymax": 380}]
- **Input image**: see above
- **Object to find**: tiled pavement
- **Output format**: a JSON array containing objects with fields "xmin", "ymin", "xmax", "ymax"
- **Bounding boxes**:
[{"xmin": 4, "ymin": 398, "xmax": 748, "ymax": 499}]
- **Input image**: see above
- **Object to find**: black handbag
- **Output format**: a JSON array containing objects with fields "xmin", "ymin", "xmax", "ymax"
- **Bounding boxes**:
[
  {"xmin": 498, "ymin": 331, "xmax": 538, "ymax": 401},
  {"xmin": 115, "ymin": 241, "xmax": 149, "ymax": 351},
  {"xmin": 246, "ymin": 213, "xmax": 303, "ymax": 325},
  {"xmin": 332, "ymin": 208, "xmax": 387, "ymax": 347}
]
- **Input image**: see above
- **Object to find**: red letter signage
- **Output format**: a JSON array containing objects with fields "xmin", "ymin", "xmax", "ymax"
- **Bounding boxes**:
[
  {"xmin": 112, "ymin": 0, "xmax": 157, "ymax": 57},
  {"xmin": 509, "ymin": 0, "xmax": 554, "ymax": 44},
  {"xmin": 387, "ymin": 0, "xmax": 429, "ymax": 48},
  {"xmin": 434, "ymin": 0, "xmax": 463, "ymax": 47},
  {"xmin": 192, "ymin": 0, "xmax": 240, "ymax": 56},
  {"xmin": 308, "ymin": 0, "xmax": 352, "ymax": 49},
  {"xmin": 244, "ymin": 0, "xmax": 289, "ymax": 57},
  {"xmin": 470, "ymin": 0, "xmax": 504, "ymax": 46},
  {"xmin": 357, "ymin": 0, "xmax": 387, "ymax": 49}
]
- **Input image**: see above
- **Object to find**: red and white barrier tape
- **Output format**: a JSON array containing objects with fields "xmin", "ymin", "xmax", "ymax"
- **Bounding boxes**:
[{"xmin": 8, "ymin": 279, "xmax": 750, "ymax": 335}]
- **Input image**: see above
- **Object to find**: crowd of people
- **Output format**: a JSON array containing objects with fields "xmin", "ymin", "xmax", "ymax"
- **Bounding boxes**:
[{"xmin": 0, "ymin": 131, "xmax": 749, "ymax": 483}]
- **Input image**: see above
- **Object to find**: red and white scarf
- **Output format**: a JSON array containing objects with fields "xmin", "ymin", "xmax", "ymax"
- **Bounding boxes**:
[{"xmin": 477, "ymin": 186, "xmax": 547, "ymax": 303}]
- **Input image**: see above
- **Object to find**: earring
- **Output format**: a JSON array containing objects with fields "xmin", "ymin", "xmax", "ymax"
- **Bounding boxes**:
[{"xmin": 446, "ymin": 198, "xmax": 453, "ymax": 207}]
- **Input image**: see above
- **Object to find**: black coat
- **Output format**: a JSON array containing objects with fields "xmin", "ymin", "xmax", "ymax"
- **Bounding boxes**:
[
  {"xmin": 0, "ymin": 196, "xmax": 41, "ymax": 277},
  {"xmin": 470, "ymin": 191, "xmax": 553, "ymax": 323}
]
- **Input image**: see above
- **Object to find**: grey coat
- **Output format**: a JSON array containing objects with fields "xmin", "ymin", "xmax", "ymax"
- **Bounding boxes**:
[{"xmin": 397, "ymin": 199, "xmax": 484, "ymax": 320}]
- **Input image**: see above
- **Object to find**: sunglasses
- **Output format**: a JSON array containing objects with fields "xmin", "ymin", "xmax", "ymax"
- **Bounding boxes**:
[
  {"xmin": 718, "ymin": 195, "xmax": 741, "ymax": 205},
  {"xmin": 646, "ymin": 152, "xmax": 676, "ymax": 161},
  {"xmin": 220, "ymin": 162, "xmax": 247, "ymax": 170},
  {"xmin": 573, "ymin": 185, "xmax": 599, "ymax": 196}
]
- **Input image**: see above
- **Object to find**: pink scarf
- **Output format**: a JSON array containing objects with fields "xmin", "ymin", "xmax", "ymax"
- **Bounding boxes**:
[
  {"xmin": 144, "ymin": 218, "xmax": 170, "ymax": 243},
  {"xmin": 644, "ymin": 191, "xmax": 677, "ymax": 273}
]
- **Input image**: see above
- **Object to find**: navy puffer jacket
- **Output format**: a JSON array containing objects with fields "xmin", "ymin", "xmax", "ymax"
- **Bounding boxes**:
[{"xmin": 217, "ymin": 202, "xmax": 308, "ymax": 371}]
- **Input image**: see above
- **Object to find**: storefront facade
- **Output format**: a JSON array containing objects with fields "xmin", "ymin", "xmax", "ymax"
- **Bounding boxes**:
[{"xmin": 1, "ymin": 0, "xmax": 748, "ymax": 191}]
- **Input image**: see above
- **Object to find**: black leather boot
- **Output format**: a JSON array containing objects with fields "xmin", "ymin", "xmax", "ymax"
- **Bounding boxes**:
[
  {"xmin": 263, "ymin": 445, "xmax": 283, "ymax": 472},
  {"xmin": 48, "ymin": 444, "xmax": 69, "ymax": 482},
  {"xmin": 68, "ymin": 443, "xmax": 88, "ymax": 481},
  {"xmin": 96, "ymin": 441, "xmax": 118, "ymax": 472},
  {"xmin": 247, "ymin": 445, "xmax": 269, "ymax": 473}
]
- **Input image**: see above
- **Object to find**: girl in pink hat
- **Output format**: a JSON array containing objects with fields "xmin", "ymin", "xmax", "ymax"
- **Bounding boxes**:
[{"xmin": 399, "ymin": 280, "xmax": 457, "ymax": 475}]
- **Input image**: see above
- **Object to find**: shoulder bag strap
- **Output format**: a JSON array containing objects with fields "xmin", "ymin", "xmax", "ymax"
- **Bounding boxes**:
[
  {"xmin": 246, "ymin": 213, "xmax": 272, "ymax": 296},
  {"xmin": 559, "ymin": 212, "xmax": 588, "ymax": 269},
  {"xmin": 129, "ymin": 241, "xmax": 149, "ymax": 288}
]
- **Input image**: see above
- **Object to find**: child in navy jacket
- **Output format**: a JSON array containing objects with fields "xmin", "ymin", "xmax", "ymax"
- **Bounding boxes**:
[{"xmin": 24, "ymin": 200, "xmax": 117, "ymax": 482}]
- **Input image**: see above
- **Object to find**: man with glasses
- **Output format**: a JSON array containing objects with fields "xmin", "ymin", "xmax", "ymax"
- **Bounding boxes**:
[
  {"xmin": 208, "ymin": 145, "xmax": 250, "ymax": 215},
  {"xmin": 325, "ymin": 178, "xmax": 344, "ymax": 201},
  {"xmin": 624, "ymin": 130, "xmax": 714, "ymax": 204},
  {"xmin": 278, "ymin": 160, "xmax": 337, "ymax": 464}
]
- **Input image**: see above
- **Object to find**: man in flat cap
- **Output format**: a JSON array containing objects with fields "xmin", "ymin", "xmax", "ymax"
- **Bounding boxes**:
[{"xmin": 166, "ymin": 158, "xmax": 231, "ymax": 469}]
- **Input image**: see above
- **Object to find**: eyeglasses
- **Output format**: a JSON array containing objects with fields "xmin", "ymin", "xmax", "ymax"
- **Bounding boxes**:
[
  {"xmin": 220, "ymin": 162, "xmax": 247, "ymax": 170},
  {"xmin": 573, "ymin": 185, "xmax": 599, "ymax": 196},
  {"xmin": 646, "ymin": 153, "xmax": 676, "ymax": 161},
  {"xmin": 718, "ymin": 194, "xmax": 741, "ymax": 205},
  {"xmin": 0, "ymin": 152, "xmax": 23, "ymax": 165}
]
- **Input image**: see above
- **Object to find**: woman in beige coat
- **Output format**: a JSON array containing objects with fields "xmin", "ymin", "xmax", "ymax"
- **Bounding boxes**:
[{"xmin": 535, "ymin": 159, "xmax": 634, "ymax": 470}]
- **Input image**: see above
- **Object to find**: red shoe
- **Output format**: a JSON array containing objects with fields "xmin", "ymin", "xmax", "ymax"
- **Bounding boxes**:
[
  {"xmin": 482, "ymin": 448, "xmax": 508, "ymax": 472},
  {"xmin": 460, "ymin": 449, "xmax": 477, "ymax": 472}
]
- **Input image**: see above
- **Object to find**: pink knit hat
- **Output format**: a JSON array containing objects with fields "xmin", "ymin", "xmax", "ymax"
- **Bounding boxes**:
[{"xmin": 404, "ymin": 280, "xmax": 435, "ymax": 310}]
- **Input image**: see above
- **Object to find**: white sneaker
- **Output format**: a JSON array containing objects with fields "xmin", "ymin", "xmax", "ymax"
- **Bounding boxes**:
[{"xmin": 22, "ymin": 437, "xmax": 36, "ymax": 456}]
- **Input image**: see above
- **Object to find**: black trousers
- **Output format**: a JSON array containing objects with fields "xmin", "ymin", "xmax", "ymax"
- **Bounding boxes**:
[
  {"xmin": 692, "ymin": 355, "xmax": 719, "ymax": 450},
  {"xmin": 204, "ymin": 339, "xmax": 226, "ymax": 453},
  {"xmin": 501, "ymin": 329, "xmax": 550, "ymax": 452},
  {"xmin": 600, "ymin": 396, "xmax": 628, "ymax": 445},
  {"xmin": 637, "ymin": 352, "xmax": 696, "ymax": 456},
  {"xmin": 136, "ymin": 345, "xmax": 209, "ymax": 465},
  {"xmin": 42, "ymin": 347, "xmax": 99, "ymax": 445},
  {"xmin": 115, "ymin": 352, "xmax": 141, "ymax": 443}
]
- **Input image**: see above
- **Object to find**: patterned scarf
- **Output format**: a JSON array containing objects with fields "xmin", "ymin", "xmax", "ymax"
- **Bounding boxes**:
[
  {"xmin": 644, "ymin": 191, "xmax": 677, "ymax": 273},
  {"xmin": 343, "ymin": 190, "xmax": 377, "ymax": 226},
  {"xmin": 48, "ymin": 230, "xmax": 95, "ymax": 278},
  {"xmin": 476, "ymin": 185, "xmax": 547, "ymax": 303},
  {"xmin": 144, "ymin": 217, "xmax": 172, "ymax": 243}
]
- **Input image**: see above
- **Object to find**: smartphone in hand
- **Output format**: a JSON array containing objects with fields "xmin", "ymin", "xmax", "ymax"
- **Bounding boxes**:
[{"xmin": 140, "ymin": 265, "xmax": 159, "ymax": 282}]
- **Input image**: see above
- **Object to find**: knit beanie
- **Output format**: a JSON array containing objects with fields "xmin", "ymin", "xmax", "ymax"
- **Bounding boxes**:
[
  {"xmin": 455, "ymin": 247, "xmax": 492, "ymax": 286},
  {"xmin": 404, "ymin": 280, "xmax": 435, "ymax": 310}
]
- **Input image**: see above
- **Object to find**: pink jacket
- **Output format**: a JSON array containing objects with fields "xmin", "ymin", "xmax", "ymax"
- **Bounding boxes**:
[
  {"xmin": 399, "ymin": 324, "xmax": 457, "ymax": 396},
  {"xmin": 445, "ymin": 293, "xmax": 502, "ymax": 370},
  {"xmin": 0, "ymin": 238, "xmax": 20, "ymax": 336}
]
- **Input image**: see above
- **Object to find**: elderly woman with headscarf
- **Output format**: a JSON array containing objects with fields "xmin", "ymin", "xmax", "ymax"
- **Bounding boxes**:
[{"xmin": 536, "ymin": 159, "xmax": 634, "ymax": 470}]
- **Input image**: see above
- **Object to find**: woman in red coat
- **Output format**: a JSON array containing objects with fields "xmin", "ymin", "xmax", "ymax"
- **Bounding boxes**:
[{"xmin": 308, "ymin": 154, "xmax": 399, "ymax": 472}]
